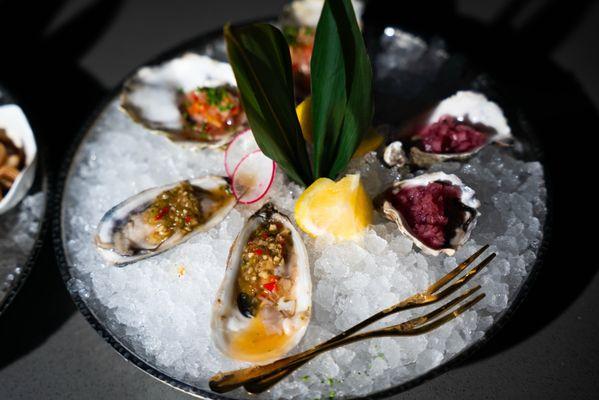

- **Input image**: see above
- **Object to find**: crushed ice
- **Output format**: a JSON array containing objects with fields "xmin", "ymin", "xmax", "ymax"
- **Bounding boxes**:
[
  {"xmin": 62, "ymin": 100, "xmax": 546, "ymax": 398},
  {"xmin": 1, "ymin": 192, "xmax": 45, "ymax": 296}
]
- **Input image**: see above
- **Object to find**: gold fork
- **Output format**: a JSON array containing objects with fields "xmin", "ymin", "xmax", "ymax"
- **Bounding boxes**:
[{"xmin": 209, "ymin": 245, "xmax": 495, "ymax": 394}]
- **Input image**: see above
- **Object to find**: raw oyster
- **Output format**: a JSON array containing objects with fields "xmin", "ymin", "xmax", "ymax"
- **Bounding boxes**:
[
  {"xmin": 0, "ymin": 105, "xmax": 37, "ymax": 215},
  {"xmin": 211, "ymin": 204, "xmax": 311, "ymax": 363},
  {"xmin": 377, "ymin": 172, "xmax": 480, "ymax": 256},
  {"xmin": 120, "ymin": 53, "xmax": 247, "ymax": 148},
  {"xmin": 280, "ymin": 0, "xmax": 365, "ymax": 27},
  {"xmin": 280, "ymin": 0, "xmax": 365, "ymax": 99},
  {"xmin": 403, "ymin": 91, "xmax": 512, "ymax": 167},
  {"xmin": 95, "ymin": 176, "xmax": 235, "ymax": 265}
]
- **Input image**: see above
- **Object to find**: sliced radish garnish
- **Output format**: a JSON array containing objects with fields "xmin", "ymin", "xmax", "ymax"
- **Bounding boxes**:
[
  {"xmin": 232, "ymin": 150, "xmax": 277, "ymax": 204},
  {"xmin": 224, "ymin": 129, "xmax": 260, "ymax": 177}
]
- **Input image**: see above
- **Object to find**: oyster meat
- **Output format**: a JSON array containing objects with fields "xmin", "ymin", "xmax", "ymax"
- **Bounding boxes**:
[
  {"xmin": 211, "ymin": 204, "xmax": 311, "ymax": 363},
  {"xmin": 403, "ymin": 91, "xmax": 512, "ymax": 167},
  {"xmin": 121, "ymin": 53, "xmax": 247, "ymax": 148},
  {"xmin": 377, "ymin": 172, "xmax": 480, "ymax": 256},
  {"xmin": 0, "ymin": 105, "xmax": 37, "ymax": 215},
  {"xmin": 95, "ymin": 176, "xmax": 235, "ymax": 265}
]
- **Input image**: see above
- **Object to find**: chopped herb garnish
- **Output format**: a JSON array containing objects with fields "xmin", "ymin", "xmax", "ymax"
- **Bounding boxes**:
[
  {"xmin": 283, "ymin": 25, "xmax": 300, "ymax": 45},
  {"xmin": 202, "ymin": 87, "xmax": 226, "ymax": 106},
  {"xmin": 178, "ymin": 85, "xmax": 243, "ymax": 140}
]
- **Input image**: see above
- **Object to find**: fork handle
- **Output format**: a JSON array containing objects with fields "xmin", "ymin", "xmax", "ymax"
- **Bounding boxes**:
[
  {"xmin": 211, "ymin": 291, "xmax": 485, "ymax": 393},
  {"xmin": 243, "ymin": 353, "xmax": 313, "ymax": 393},
  {"xmin": 210, "ymin": 327, "xmax": 394, "ymax": 393},
  {"xmin": 210, "ymin": 301, "xmax": 427, "ymax": 393},
  {"xmin": 208, "ymin": 305, "xmax": 407, "ymax": 393}
]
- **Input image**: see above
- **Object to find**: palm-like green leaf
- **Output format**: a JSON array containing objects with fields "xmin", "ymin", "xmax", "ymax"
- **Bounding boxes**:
[
  {"xmin": 311, "ymin": 0, "xmax": 373, "ymax": 179},
  {"xmin": 224, "ymin": 23, "xmax": 312, "ymax": 186}
]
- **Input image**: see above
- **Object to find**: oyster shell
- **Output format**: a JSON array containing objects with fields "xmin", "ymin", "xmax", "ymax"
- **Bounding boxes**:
[
  {"xmin": 0, "ymin": 105, "xmax": 37, "ymax": 215},
  {"xmin": 281, "ymin": 0, "xmax": 365, "ymax": 27},
  {"xmin": 383, "ymin": 141, "xmax": 408, "ymax": 168},
  {"xmin": 377, "ymin": 172, "xmax": 480, "ymax": 256},
  {"xmin": 280, "ymin": 0, "xmax": 365, "ymax": 99},
  {"xmin": 211, "ymin": 204, "xmax": 311, "ymax": 363},
  {"xmin": 120, "ymin": 53, "xmax": 247, "ymax": 148},
  {"xmin": 404, "ymin": 91, "xmax": 512, "ymax": 167},
  {"xmin": 95, "ymin": 176, "xmax": 235, "ymax": 265}
]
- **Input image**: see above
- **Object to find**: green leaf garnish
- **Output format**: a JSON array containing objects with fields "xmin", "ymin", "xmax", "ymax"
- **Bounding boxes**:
[
  {"xmin": 224, "ymin": 23, "xmax": 313, "ymax": 186},
  {"xmin": 311, "ymin": 0, "xmax": 373, "ymax": 179},
  {"xmin": 224, "ymin": 0, "xmax": 372, "ymax": 185}
]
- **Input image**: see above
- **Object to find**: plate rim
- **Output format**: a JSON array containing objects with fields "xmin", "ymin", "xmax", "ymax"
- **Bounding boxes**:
[{"xmin": 51, "ymin": 21, "xmax": 554, "ymax": 400}]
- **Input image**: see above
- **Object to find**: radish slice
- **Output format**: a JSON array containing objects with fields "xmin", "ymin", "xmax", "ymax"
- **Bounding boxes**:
[
  {"xmin": 224, "ymin": 129, "xmax": 260, "ymax": 177},
  {"xmin": 232, "ymin": 150, "xmax": 276, "ymax": 204}
]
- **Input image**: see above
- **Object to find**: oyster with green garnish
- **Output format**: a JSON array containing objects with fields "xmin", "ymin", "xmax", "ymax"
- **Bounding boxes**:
[
  {"xmin": 121, "ymin": 53, "xmax": 247, "ymax": 147},
  {"xmin": 280, "ymin": 0, "xmax": 365, "ymax": 98}
]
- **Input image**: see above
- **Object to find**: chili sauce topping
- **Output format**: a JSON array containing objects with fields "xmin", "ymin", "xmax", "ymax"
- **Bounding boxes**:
[
  {"xmin": 178, "ymin": 85, "xmax": 244, "ymax": 141},
  {"xmin": 236, "ymin": 220, "xmax": 294, "ymax": 318},
  {"xmin": 143, "ymin": 182, "xmax": 229, "ymax": 245}
]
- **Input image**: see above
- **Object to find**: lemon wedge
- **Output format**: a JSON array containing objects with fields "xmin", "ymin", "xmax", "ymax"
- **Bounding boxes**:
[
  {"xmin": 294, "ymin": 174, "xmax": 373, "ymax": 241},
  {"xmin": 296, "ymin": 96, "xmax": 313, "ymax": 143},
  {"xmin": 353, "ymin": 128, "xmax": 385, "ymax": 158},
  {"xmin": 296, "ymin": 97, "xmax": 383, "ymax": 158}
]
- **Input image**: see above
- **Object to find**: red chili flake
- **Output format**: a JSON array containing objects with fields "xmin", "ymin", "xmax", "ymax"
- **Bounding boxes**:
[
  {"xmin": 263, "ymin": 281, "xmax": 277, "ymax": 292},
  {"xmin": 155, "ymin": 206, "xmax": 170, "ymax": 221},
  {"xmin": 185, "ymin": 215, "xmax": 192, "ymax": 224},
  {"xmin": 255, "ymin": 248, "xmax": 263, "ymax": 256},
  {"xmin": 261, "ymin": 232, "xmax": 269, "ymax": 239}
]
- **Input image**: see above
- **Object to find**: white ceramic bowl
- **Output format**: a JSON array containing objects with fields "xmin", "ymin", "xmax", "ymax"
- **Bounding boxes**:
[{"xmin": 0, "ymin": 104, "xmax": 37, "ymax": 214}]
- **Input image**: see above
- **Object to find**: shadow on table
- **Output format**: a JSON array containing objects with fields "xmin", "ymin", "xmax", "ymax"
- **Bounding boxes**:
[
  {"xmin": 365, "ymin": 0, "xmax": 594, "ymax": 364},
  {"xmin": 0, "ymin": 0, "xmax": 122, "ymax": 369}
]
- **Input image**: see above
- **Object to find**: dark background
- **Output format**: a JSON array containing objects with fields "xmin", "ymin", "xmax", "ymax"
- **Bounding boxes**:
[{"xmin": 0, "ymin": 0, "xmax": 597, "ymax": 399}]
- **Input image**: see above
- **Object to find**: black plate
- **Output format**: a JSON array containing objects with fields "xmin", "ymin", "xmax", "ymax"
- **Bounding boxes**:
[
  {"xmin": 53, "ymin": 22, "xmax": 552, "ymax": 400},
  {"xmin": 0, "ymin": 84, "xmax": 49, "ymax": 316}
]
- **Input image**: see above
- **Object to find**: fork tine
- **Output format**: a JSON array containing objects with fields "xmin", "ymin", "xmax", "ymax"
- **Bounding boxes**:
[
  {"xmin": 434, "ymin": 253, "xmax": 496, "ymax": 299},
  {"xmin": 244, "ymin": 287, "xmax": 484, "ymax": 394},
  {"xmin": 427, "ymin": 244, "xmax": 489, "ymax": 294},
  {"xmin": 400, "ymin": 293, "xmax": 486, "ymax": 336},
  {"xmin": 395, "ymin": 285, "xmax": 482, "ymax": 331}
]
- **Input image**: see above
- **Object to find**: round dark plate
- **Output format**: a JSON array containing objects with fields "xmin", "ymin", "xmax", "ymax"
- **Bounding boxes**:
[
  {"xmin": 0, "ymin": 84, "xmax": 49, "ymax": 316},
  {"xmin": 53, "ymin": 21, "xmax": 552, "ymax": 400}
]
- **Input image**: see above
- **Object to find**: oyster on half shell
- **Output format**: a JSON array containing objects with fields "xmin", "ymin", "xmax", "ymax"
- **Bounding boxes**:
[
  {"xmin": 120, "ymin": 53, "xmax": 247, "ymax": 148},
  {"xmin": 211, "ymin": 204, "xmax": 311, "ymax": 364},
  {"xmin": 95, "ymin": 176, "xmax": 236, "ymax": 265},
  {"xmin": 280, "ymin": 0, "xmax": 365, "ymax": 27},
  {"xmin": 403, "ymin": 91, "xmax": 512, "ymax": 167},
  {"xmin": 377, "ymin": 172, "xmax": 480, "ymax": 256},
  {"xmin": 280, "ymin": 0, "xmax": 365, "ymax": 99}
]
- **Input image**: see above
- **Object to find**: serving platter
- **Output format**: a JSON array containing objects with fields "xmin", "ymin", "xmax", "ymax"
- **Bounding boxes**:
[
  {"xmin": 0, "ymin": 84, "xmax": 49, "ymax": 316},
  {"xmin": 54, "ymin": 20, "xmax": 551, "ymax": 400}
]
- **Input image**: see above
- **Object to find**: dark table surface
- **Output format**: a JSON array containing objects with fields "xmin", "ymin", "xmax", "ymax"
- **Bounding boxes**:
[{"xmin": 0, "ymin": 0, "xmax": 597, "ymax": 399}]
